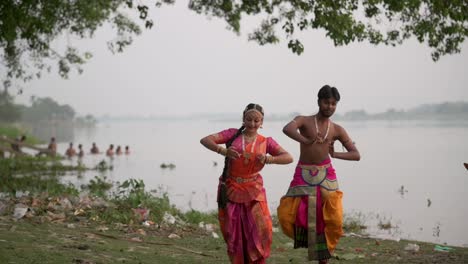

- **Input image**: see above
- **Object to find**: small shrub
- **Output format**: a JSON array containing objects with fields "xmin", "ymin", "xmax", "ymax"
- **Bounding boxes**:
[
  {"xmin": 183, "ymin": 209, "xmax": 218, "ymax": 225},
  {"xmin": 81, "ymin": 175, "xmax": 113, "ymax": 198},
  {"xmin": 343, "ymin": 212, "xmax": 367, "ymax": 233}
]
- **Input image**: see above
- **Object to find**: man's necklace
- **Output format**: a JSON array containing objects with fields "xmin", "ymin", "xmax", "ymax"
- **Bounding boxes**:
[{"xmin": 314, "ymin": 116, "xmax": 330, "ymax": 144}]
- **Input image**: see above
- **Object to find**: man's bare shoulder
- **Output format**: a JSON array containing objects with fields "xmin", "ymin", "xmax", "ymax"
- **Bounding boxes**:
[
  {"xmin": 292, "ymin": 115, "xmax": 306, "ymax": 119},
  {"xmin": 331, "ymin": 121, "xmax": 347, "ymax": 133},
  {"xmin": 331, "ymin": 121, "xmax": 354, "ymax": 143},
  {"xmin": 294, "ymin": 115, "xmax": 314, "ymax": 121}
]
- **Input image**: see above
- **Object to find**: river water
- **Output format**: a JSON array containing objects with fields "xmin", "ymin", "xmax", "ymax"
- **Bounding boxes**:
[{"xmin": 50, "ymin": 118, "xmax": 468, "ymax": 247}]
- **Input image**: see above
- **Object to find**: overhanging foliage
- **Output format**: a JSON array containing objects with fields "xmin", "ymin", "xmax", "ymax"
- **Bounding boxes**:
[{"xmin": 0, "ymin": 0, "xmax": 466, "ymax": 88}]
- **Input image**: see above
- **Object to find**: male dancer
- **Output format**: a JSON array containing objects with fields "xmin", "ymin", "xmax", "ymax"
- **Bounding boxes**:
[{"xmin": 278, "ymin": 85, "xmax": 360, "ymax": 263}]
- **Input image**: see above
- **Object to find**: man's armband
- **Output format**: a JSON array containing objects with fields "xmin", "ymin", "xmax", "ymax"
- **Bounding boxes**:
[{"xmin": 342, "ymin": 139, "xmax": 355, "ymax": 145}]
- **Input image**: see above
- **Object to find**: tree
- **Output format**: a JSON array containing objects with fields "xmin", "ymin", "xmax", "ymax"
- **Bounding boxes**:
[
  {"xmin": 0, "ymin": 90, "xmax": 22, "ymax": 122},
  {"xmin": 0, "ymin": 0, "xmax": 161, "ymax": 86},
  {"xmin": 1, "ymin": 0, "xmax": 467, "ymax": 87},
  {"xmin": 22, "ymin": 96, "xmax": 75, "ymax": 122}
]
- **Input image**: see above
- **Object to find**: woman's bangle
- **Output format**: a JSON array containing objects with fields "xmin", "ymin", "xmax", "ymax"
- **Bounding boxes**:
[
  {"xmin": 266, "ymin": 155, "xmax": 275, "ymax": 164},
  {"xmin": 216, "ymin": 146, "xmax": 227, "ymax": 156},
  {"xmin": 221, "ymin": 148, "xmax": 228, "ymax": 156}
]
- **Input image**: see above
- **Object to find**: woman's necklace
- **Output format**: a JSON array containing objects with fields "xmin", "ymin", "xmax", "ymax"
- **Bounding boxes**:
[
  {"xmin": 314, "ymin": 115, "xmax": 330, "ymax": 144},
  {"xmin": 242, "ymin": 133, "xmax": 257, "ymax": 165}
]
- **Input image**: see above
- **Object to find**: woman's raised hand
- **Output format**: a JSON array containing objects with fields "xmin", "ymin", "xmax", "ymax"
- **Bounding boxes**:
[
  {"xmin": 226, "ymin": 147, "xmax": 240, "ymax": 159},
  {"xmin": 257, "ymin": 154, "xmax": 267, "ymax": 164}
]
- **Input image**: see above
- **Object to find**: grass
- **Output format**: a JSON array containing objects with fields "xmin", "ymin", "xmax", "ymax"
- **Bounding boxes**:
[
  {"xmin": 1, "ymin": 156, "xmax": 467, "ymax": 263},
  {"xmin": 1, "ymin": 218, "xmax": 467, "ymax": 264},
  {"xmin": 0, "ymin": 125, "xmax": 41, "ymax": 145}
]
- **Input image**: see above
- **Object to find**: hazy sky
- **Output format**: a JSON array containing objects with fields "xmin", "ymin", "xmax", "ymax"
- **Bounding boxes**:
[{"xmin": 16, "ymin": 2, "xmax": 468, "ymax": 117}]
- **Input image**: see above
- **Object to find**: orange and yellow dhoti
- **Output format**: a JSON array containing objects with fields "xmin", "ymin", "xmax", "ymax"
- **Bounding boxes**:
[{"xmin": 277, "ymin": 158, "xmax": 343, "ymax": 261}]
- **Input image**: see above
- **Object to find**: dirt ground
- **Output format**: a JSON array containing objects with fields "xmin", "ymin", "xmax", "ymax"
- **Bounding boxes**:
[{"xmin": 1, "ymin": 217, "xmax": 467, "ymax": 264}]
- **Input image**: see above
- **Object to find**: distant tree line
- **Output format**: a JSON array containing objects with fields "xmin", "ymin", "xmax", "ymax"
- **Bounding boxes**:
[
  {"xmin": 0, "ymin": 90, "xmax": 21, "ymax": 122},
  {"xmin": 0, "ymin": 90, "xmax": 96, "ymax": 127},
  {"xmin": 262, "ymin": 102, "xmax": 468, "ymax": 122},
  {"xmin": 333, "ymin": 101, "xmax": 468, "ymax": 121}
]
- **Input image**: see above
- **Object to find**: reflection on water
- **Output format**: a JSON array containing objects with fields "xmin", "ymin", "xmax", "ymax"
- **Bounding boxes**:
[
  {"xmin": 57, "ymin": 119, "xmax": 468, "ymax": 247},
  {"xmin": 25, "ymin": 120, "xmax": 75, "ymax": 142}
]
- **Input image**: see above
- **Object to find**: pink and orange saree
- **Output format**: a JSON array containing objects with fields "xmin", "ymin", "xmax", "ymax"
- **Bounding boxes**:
[{"xmin": 215, "ymin": 128, "xmax": 281, "ymax": 264}]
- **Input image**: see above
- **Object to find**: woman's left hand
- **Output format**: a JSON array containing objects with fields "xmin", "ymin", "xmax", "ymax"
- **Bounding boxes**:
[{"xmin": 257, "ymin": 154, "xmax": 267, "ymax": 164}]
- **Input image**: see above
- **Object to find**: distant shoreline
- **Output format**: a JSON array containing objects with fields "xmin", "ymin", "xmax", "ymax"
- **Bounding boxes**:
[{"xmin": 96, "ymin": 101, "xmax": 468, "ymax": 123}]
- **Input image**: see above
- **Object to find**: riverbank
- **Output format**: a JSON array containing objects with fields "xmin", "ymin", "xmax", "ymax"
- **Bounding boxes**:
[
  {"xmin": 1, "ymin": 215, "xmax": 467, "ymax": 263},
  {"xmin": 1, "ymin": 155, "xmax": 467, "ymax": 263}
]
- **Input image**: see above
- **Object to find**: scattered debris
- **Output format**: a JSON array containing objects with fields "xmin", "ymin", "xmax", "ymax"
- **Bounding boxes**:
[
  {"xmin": 162, "ymin": 212, "xmax": 185, "ymax": 226},
  {"xmin": 96, "ymin": 226, "xmax": 109, "ymax": 232},
  {"xmin": 132, "ymin": 208, "xmax": 150, "ymax": 221},
  {"xmin": 136, "ymin": 228, "xmax": 147, "ymax": 236},
  {"xmin": 13, "ymin": 204, "xmax": 28, "ymax": 220},
  {"xmin": 371, "ymin": 233, "xmax": 401, "ymax": 242},
  {"xmin": 285, "ymin": 242, "xmax": 294, "ymax": 248},
  {"xmin": 198, "ymin": 221, "xmax": 214, "ymax": 232},
  {"xmin": 74, "ymin": 208, "xmax": 86, "ymax": 216},
  {"xmin": 434, "ymin": 245, "xmax": 454, "ymax": 252},
  {"xmin": 404, "ymin": 243, "xmax": 420, "ymax": 252},
  {"xmin": 335, "ymin": 253, "xmax": 365, "ymax": 260},
  {"xmin": 142, "ymin": 220, "xmax": 156, "ymax": 227},
  {"xmin": 168, "ymin": 233, "xmax": 181, "ymax": 239},
  {"xmin": 163, "ymin": 212, "xmax": 176, "ymax": 225},
  {"xmin": 345, "ymin": 232, "xmax": 369, "ymax": 239},
  {"xmin": 15, "ymin": 191, "xmax": 30, "ymax": 198},
  {"xmin": 46, "ymin": 211, "xmax": 66, "ymax": 222},
  {"xmin": 130, "ymin": 237, "xmax": 143, "ymax": 242}
]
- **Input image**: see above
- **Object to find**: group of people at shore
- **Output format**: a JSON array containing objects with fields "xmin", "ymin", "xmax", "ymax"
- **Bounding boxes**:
[
  {"xmin": 3, "ymin": 136, "xmax": 131, "ymax": 159},
  {"xmin": 63, "ymin": 141, "xmax": 130, "ymax": 158},
  {"xmin": 200, "ymin": 85, "xmax": 360, "ymax": 264},
  {"xmin": 2, "ymin": 130, "xmax": 131, "ymax": 160},
  {"xmin": 39, "ymin": 137, "xmax": 130, "ymax": 158}
]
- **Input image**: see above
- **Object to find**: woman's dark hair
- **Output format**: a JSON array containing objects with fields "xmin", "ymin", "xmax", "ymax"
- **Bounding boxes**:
[
  {"xmin": 243, "ymin": 103, "xmax": 264, "ymax": 117},
  {"xmin": 218, "ymin": 103, "xmax": 264, "ymax": 209},
  {"xmin": 318, "ymin": 85, "xmax": 340, "ymax": 101},
  {"xmin": 218, "ymin": 124, "xmax": 244, "ymax": 209}
]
